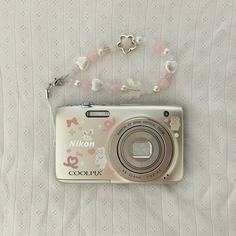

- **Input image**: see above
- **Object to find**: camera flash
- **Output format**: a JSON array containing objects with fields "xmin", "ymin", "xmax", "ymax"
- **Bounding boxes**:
[{"xmin": 86, "ymin": 110, "xmax": 110, "ymax": 117}]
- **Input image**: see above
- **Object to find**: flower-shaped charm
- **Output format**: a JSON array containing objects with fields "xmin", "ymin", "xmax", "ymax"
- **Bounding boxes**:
[{"xmin": 117, "ymin": 35, "xmax": 137, "ymax": 54}]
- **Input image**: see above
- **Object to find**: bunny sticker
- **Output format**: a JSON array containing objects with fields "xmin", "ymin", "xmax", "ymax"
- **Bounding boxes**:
[
  {"xmin": 170, "ymin": 116, "xmax": 181, "ymax": 131},
  {"xmin": 83, "ymin": 129, "xmax": 94, "ymax": 141}
]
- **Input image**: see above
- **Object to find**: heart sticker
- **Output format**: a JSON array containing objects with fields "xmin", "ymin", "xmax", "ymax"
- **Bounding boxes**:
[{"xmin": 63, "ymin": 156, "xmax": 79, "ymax": 169}]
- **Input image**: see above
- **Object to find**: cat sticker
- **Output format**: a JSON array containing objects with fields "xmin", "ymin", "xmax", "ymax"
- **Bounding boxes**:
[{"xmin": 95, "ymin": 147, "xmax": 107, "ymax": 170}]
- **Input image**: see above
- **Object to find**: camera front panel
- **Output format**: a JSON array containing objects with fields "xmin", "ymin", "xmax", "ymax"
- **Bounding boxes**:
[{"xmin": 55, "ymin": 105, "xmax": 183, "ymax": 183}]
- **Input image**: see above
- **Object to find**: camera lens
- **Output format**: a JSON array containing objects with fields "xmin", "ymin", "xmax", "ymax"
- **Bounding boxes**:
[
  {"xmin": 164, "ymin": 111, "xmax": 169, "ymax": 117},
  {"xmin": 109, "ymin": 117, "xmax": 174, "ymax": 182}
]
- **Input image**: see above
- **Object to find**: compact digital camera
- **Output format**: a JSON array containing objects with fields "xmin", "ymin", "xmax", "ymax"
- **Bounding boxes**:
[{"xmin": 55, "ymin": 104, "xmax": 183, "ymax": 183}]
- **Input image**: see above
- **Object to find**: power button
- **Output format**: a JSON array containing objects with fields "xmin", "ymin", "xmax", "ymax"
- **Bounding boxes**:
[{"xmin": 81, "ymin": 102, "xmax": 93, "ymax": 107}]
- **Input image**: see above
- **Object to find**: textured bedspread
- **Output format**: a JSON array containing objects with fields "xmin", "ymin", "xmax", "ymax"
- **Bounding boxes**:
[{"xmin": 0, "ymin": 0, "xmax": 236, "ymax": 235}]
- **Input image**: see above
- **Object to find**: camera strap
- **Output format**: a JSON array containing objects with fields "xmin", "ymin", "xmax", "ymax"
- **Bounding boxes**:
[{"xmin": 46, "ymin": 34, "xmax": 178, "ymax": 131}]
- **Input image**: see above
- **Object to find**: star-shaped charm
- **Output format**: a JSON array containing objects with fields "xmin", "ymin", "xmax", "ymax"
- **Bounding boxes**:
[{"xmin": 117, "ymin": 35, "xmax": 137, "ymax": 54}]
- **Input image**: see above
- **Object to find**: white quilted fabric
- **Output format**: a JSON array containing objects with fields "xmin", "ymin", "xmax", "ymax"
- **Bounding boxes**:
[{"xmin": 0, "ymin": 0, "xmax": 236, "ymax": 235}]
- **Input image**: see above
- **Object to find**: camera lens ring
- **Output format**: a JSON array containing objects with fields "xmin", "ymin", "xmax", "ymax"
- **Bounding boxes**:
[
  {"xmin": 109, "ymin": 117, "xmax": 174, "ymax": 182},
  {"xmin": 117, "ymin": 127, "xmax": 165, "ymax": 173}
]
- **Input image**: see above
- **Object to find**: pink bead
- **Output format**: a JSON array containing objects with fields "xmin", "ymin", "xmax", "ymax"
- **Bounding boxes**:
[
  {"xmin": 110, "ymin": 84, "xmax": 120, "ymax": 93},
  {"xmin": 121, "ymin": 37, "xmax": 133, "ymax": 49},
  {"xmin": 87, "ymin": 52, "xmax": 99, "ymax": 63},
  {"xmin": 154, "ymin": 41, "xmax": 165, "ymax": 53},
  {"xmin": 158, "ymin": 78, "xmax": 171, "ymax": 90},
  {"xmin": 143, "ymin": 37, "xmax": 148, "ymax": 44},
  {"xmin": 80, "ymin": 80, "xmax": 91, "ymax": 89}
]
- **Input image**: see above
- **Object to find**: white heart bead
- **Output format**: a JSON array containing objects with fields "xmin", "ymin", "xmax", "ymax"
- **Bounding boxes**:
[
  {"xmin": 165, "ymin": 60, "xmax": 177, "ymax": 74},
  {"xmin": 91, "ymin": 78, "xmax": 104, "ymax": 91},
  {"xmin": 76, "ymin": 57, "xmax": 89, "ymax": 71}
]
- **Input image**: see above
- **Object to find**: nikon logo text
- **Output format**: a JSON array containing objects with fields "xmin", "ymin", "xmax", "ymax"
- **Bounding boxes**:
[
  {"xmin": 68, "ymin": 170, "xmax": 102, "ymax": 176},
  {"xmin": 69, "ymin": 140, "xmax": 95, "ymax": 148}
]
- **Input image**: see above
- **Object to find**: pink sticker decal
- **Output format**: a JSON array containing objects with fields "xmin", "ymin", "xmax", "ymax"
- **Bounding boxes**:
[
  {"xmin": 66, "ymin": 117, "xmax": 79, "ymax": 127},
  {"xmin": 102, "ymin": 117, "xmax": 116, "ymax": 131},
  {"xmin": 63, "ymin": 156, "xmax": 79, "ymax": 169},
  {"xmin": 68, "ymin": 129, "xmax": 76, "ymax": 136},
  {"xmin": 88, "ymin": 147, "xmax": 95, "ymax": 155}
]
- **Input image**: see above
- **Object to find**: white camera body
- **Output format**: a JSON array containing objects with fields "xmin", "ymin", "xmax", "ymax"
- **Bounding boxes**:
[{"xmin": 55, "ymin": 104, "xmax": 183, "ymax": 183}]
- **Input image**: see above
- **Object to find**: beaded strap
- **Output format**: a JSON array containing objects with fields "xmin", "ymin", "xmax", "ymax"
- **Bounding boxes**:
[{"xmin": 46, "ymin": 35, "xmax": 177, "ymax": 100}]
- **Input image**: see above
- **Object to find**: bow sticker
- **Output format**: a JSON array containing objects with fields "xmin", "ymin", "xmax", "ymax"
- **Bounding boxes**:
[{"xmin": 66, "ymin": 117, "xmax": 79, "ymax": 128}]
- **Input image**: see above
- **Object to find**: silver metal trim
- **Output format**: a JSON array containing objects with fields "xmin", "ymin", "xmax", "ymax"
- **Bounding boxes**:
[{"xmin": 117, "ymin": 35, "xmax": 137, "ymax": 54}]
